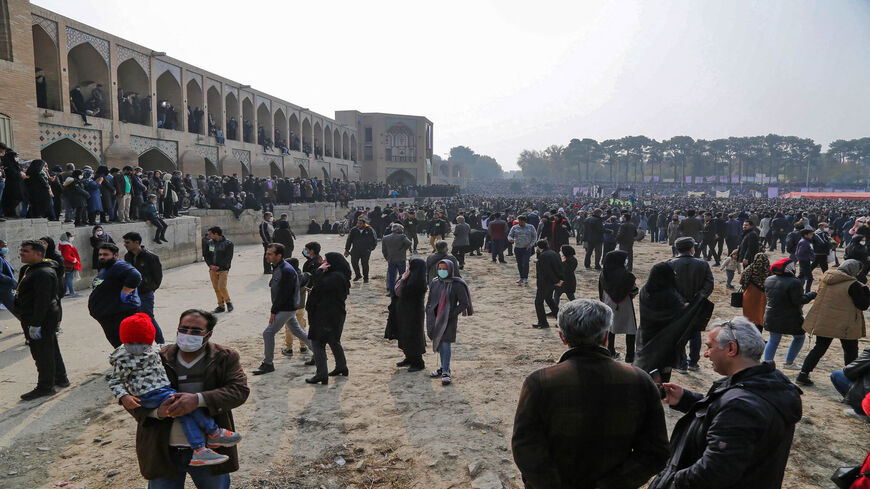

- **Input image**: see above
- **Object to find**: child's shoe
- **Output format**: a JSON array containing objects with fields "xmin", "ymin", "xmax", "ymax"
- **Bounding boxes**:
[
  {"xmin": 207, "ymin": 428, "xmax": 242, "ymax": 448},
  {"xmin": 190, "ymin": 447, "xmax": 229, "ymax": 466}
]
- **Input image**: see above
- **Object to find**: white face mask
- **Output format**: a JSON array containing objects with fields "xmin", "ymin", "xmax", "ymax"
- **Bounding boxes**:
[{"xmin": 176, "ymin": 332, "xmax": 206, "ymax": 352}]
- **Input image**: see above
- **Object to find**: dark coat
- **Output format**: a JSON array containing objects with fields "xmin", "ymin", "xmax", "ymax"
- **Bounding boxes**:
[
  {"xmin": 737, "ymin": 228, "xmax": 760, "ymax": 263},
  {"xmin": 124, "ymin": 248, "xmax": 163, "ymax": 295},
  {"xmin": 616, "ymin": 221, "xmax": 637, "ymax": 248},
  {"xmin": 669, "ymin": 254, "xmax": 713, "ymax": 302},
  {"xmin": 87, "ymin": 260, "xmax": 141, "ymax": 318},
  {"xmin": 385, "ymin": 270, "xmax": 427, "ymax": 358},
  {"xmin": 86, "ymin": 179, "xmax": 103, "ymax": 212},
  {"xmin": 306, "ymin": 267, "xmax": 349, "ymax": 343},
  {"xmin": 127, "ymin": 343, "xmax": 249, "ymax": 480},
  {"xmin": 536, "ymin": 249, "xmax": 563, "ymax": 288},
  {"xmin": 1, "ymin": 151, "xmax": 23, "ymax": 206},
  {"xmin": 648, "ymin": 364, "xmax": 802, "ymax": 489},
  {"xmin": 556, "ymin": 255, "xmax": 577, "ymax": 295},
  {"xmin": 844, "ymin": 347, "xmax": 870, "ymax": 415},
  {"xmin": 14, "ymin": 260, "xmax": 59, "ymax": 326},
  {"xmin": 763, "ymin": 273, "xmax": 815, "ymax": 335},
  {"xmin": 513, "ymin": 346, "xmax": 669, "ymax": 489},
  {"xmin": 425, "ymin": 272, "xmax": 471, "ymax": 344},
  {"xmin": 89, "ymin": 233, "xmax": 115, "ymax": 270},
  {"xmin": 583, "ymin": 215, "xmax": 606, "ymax": 243},
  {"xmin": 272, "ymin": 227, "xmax": 295, "ymax": 253},
  {"xmin": 66, "ymin": 179, "xmax": 90, "ymax": 208}
]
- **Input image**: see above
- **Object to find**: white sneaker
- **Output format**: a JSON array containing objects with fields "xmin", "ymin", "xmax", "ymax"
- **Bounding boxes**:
[
  {"xmin": 783, "ymin": 362, "xmax": 800, "ymax": 370},
  {"xmin": 844, "ymin": 408, "xmax": 870, "ymax": 422}
]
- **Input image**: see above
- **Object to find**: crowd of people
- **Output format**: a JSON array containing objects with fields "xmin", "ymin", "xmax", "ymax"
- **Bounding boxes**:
[{"xmin": 8, "ymin": 170, "xmax": 870, "ymax": 487}]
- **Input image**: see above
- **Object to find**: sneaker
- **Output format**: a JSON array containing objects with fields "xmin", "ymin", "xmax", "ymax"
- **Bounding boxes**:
[
  {"xmin": 226, "ymin": 302, "xmax": 234, "ymax": 312},
  {"xmin": 687, "ymin": 364, "xmax": 700, "ymax": 372},
  {"xmin": 844, "ymin": 408, "xmax": 870, "ymax": 422},
  {"xmin": 20, "ymin": 387, "xmax": 55, "ymax": 401},
  {"xmin": 515, "ymin": 279, "xmax": 522, "ymax": 284},
  {"xmin": 430, "ymin": 368, "xmax": 443, "ymax": 378},
  {"xmin": 190, "ymin": 447, "xmax": 230, "ymax": 466},
  {"xmin": 207, "ymin": 428, "xmax": 243, "ymax": 447},
  {"xmin": 441, "ymin": 372, "xmax": 452, "ymax": 386},
  {"xmin": 795, "ymin": 372, "xmax": 813, "ymax": 385},
  {"xmin": 252, "ymin": 362, "xmax": 275, "ymax": 375},
  {"xmin": 281, "ymin": 348, "xmax": 294, "ymax": 357},
  {"xmin": 783, "ymin": 362, "xmax": 801, "ymax": 370},
  {"xmin": 212, "ymin": 306, "xmax": 225, "ymax": 313}
]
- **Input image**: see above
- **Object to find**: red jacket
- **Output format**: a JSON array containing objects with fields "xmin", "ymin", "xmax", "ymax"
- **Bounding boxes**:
[{"xmin": 58, "ymin": 242, "xmax": 82, "ymax": 271}]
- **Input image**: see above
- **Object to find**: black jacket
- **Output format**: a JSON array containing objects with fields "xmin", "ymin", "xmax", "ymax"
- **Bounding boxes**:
[
  {"xmin": 124, "ymin": 248, "xmax": 163, "ymax": 295},
  {"xmin": 648, "ymin": 363, "xmax": 802, "ymax": 489},
  {"xmin": 616, "ymin": 222, "xmax": 637, "ymax": 248},
  {"xmin": 204, "ymin": 237, "xmax": 234, "ymax": 270},
  {"xmin": 669, "ymin": 254, "xmax": 713, "ymax": 302},
  {"xmin": 583, "ymin": 216, "xmax": 606, "ymax": 243},
  {"xmin": 844, "ymin": 347, "xmax": 870, "ymax": 414},
  {"xmin": 88, "ymin": 260, "xmax": 141, "ymax": 318},
  {"xmin": 763, "ymin": 273, "xmax": 815, "ymax": 335},
  {"xmin": 536, "ymin": 249, "xmax": 563, "ymax": 288},
  {"xmin": 737, "ymin": 228, "xmax": 759, "ymax": 263},
  {"xmin": 14, "ymin": 260, "xmax": 59, "ymax": 326},
  {"xmin": 270, "ymin": 260, "xmax": 299, "ymax": 313},
  {"xmin": 558, "ymin": 255, "xmax": 578, "ymax": 295},
  {"xmin": 344, "ymin": 226, "xmax": 377, "ymax": 254},
  {"xmin": 785, "ymin": 229, "xmax": 802, "ymax": 254}
]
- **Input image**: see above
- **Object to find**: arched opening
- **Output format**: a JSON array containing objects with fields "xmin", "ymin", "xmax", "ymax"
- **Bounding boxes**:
[
  {"xmin": 256, "ymin": 102, "xmax": 272, "ymax": 149},
  {"xmin": 453, "ymin": 165, "xmax": 462, "ymax": 178},
  {"xmin": 186, "ymin": 79, "xmax": 204, "ymax": 134},
  {"xmin": 313, "ymin": 121, "xmax": 322, "ymax": 159},
  {"xmin": 156, "ymin": 71, "xmax": 181, "ymax": 130},
  {"xmin": 32, "ymin": 25, "xmax": 61, "ymax": 110},
  {"xmin": 323, "ymin": 124, "xmax": 333, "ymax": 158},
  {"xmin": 206, "ymin": 86, "xmax": 222, "ymax": 136},
  {"xmin": 333, "ymin": 128, "xmax": 341, "ymax": 158},
  {"xmin": 117, "ymin": 59, "xmax": 150, "ymax": 125},
  {"xmin": 298, "ymin": 164, "xmax": 308, "ymax": 178},
  {"xmin": 321, "ymin": 167, "xmax": 330, "ymax": 181},
  {"xmin": 269, "ymin": 161, "xmax": 282, "ymax": 177},
  {"xmin": 205, "ymin": 157, "xmax": 219, "ymax": 177},
  {"xmin": 242, "ymin": 97, "xmax": 254, "ymax": 143},
  {"xmin": 340, "ymin": 168, "xmax": 348, "ymax": 182},
  {"xmin": 40, "ymin": 138, "xmax": 99, "ymax": 168},
  {"xmin": 440, "ymin": 164, "xmax": 449, "ymax": 176},
  {"xmin": 67, "ymin": 42, "xmax": 110, "ymax": 118},
  {"xmin": 273, "ymin": 108, "xmax": 287, "ymax": 153},
  {"xmin": 350, "ymin": 134, "xmax": 357, "ymax": 161},
  {"xmin": 342, "ymin": 132, "xmax": 349, "ymax": 160},
  {"xmin": 225, "ymin": 92, "xmax": 239, "ymax": 140},
  {"xmin": 138, "ymin": 148, "xmax": 176, "ymax": 173},
  {"xmin": 288, "ymin": 113, "xmax": 300, "ymax": 151},
  {"xmin": 387, "ymin": 169, "xmax": 416, "ymax": 186},
  {"xmin": 302, "ymin": 118, "xmax": 312, "ymax": 155}
]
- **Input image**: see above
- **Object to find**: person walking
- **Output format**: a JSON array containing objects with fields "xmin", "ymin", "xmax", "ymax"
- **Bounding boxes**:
[
  {"xmin": 553, "ymin": 244, "xmax": 577, "ymax": 310},
  {"xmin": 739, "ymin": 253, "xmax": 770, "ymax": 332},
  {"xmin": 305, "ymin": 252, "xmax": 352, "ymax": 384},
  {"xmin": 762, "ymin": 258, "xmax": 816, "ymax": 370},
  {"xmin": 451, "ymin": 215, "xmax": 470, "ymax": 269},
  {"xmin": 15, "ymin": 240, "xmax": 68, "ymax": 400},
  {"xmin": 203, "ymin": 226, "xmax": 234, "ymax": 313},
  {"xmin": 344, "ymin": 217, "xmax": 377, "ymax": 283},
  {"xmin": 88, "ymin": 242, "xmax": 142, "ymax": 348},
  {"xmin": 272, "ymin": 219, "xmax": 295, "ymax": 257},
  {"xmin": 426, "ymin": 259, "xmax": 472, "ymax": 386},
  {"xmin": 532, "ymin": 239, "xmax": 563, "ymax": 329},
  {"xmin": 508, "ymin": 215, "xmax": 537, "ymax": 285},
  {"xmin": 122, "ymin": 232, "xmax": 166, "ymax": 345},
  {"xmin": 403, "ymin": 210, "xmax": 420, "ymax": 253},
  {"xmin": 738, "ymin": 220, "xmax": 760, "ymax": 266},
  {"xmin": 487, "ymin": 212, "xmax": 509, "ymax": 263},
  {"xmin": 253, "ymin": 243, "xmax": 311, "ymax": 375},
  {"xmin": 795, "ymin": 228, "xmax": 816, "ymax": 293},
  {"xmin": 427, "ymin": 211, "xmax": 449, "ymax": 251},
  {"xmin": 616, "ymin": 212, "xmax": 638, "ymax": 271},
  {"xmin": 599, "ymin": 250, "xmax": 638, "ymax": 363},
  {"xmin": 259, "ymin": 212, "xmax": 274, "ymax": 274},
  {"xmin": 797, "ymin": 259, "xmax": 869, "ymax": 386},
  {"xmin": 670, "ymin": 237, "xmax": 714, "ymax": 373},
  {"xmin": 648, "ymin": 317, "xmax": 802, "ymax": 489},
  {"xmin": 382, "ymin": 223, "xmax": 412, "ymax": 295},
  {"xmin": 57, "ymin": 231, "xmax": 82, "ymax": 297},
  {"xmin": 385, "ymin": 258, "xmax": 428, "ymax": 372},
  {"xmin": 512, "ymin": 299, "xmax": 668, "ymax": 489}
]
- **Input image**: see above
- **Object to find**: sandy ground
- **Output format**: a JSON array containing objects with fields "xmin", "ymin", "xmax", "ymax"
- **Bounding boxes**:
[{"xmin": 0, "ymin": 235, "xmax": 867, "ymax": 489}]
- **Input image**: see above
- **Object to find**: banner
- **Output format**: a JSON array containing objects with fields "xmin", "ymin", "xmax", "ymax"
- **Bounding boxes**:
[
  {"xmin": 685, "ymin": 176, "xmax": 692, "ymax": 183},
  {"xmin": 716, "ymin": 190, "xmax": 731, "ymax": 198},
  {"xmin": 767, "ymin": 187, "xmax": 779, "ymax": 198},
  {"xmin": 694, "ymin": 177, "xmax": 703, "ymax": 183},
  {"xmin": 705, "ymin": 176, "xmax": 716, "ymax": 182},
  {"xmin": 573, "ymin": 187, "xmax": 580, "ymax": 196},
  {"xmin": 688, "ymin": 191, "xmax": 704, "ymax": 197},
  {"xmin": 731, "ymin": 175, "xmax": 740, "ymax": 183},
  {"xmin": 663, "ymin": 178, "xmax": 675, "ymax": 183}
]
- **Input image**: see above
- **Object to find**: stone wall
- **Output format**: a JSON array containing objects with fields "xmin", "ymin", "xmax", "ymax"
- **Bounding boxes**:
[{"xmin": 0, "ymin": 216, "xmax": 201, "ymax": 288}]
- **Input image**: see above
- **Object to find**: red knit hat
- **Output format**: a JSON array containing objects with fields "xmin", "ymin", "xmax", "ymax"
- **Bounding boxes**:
[
  {"xmin": 770, "ymin": 258, "xmax": 792, "ymax": 275},
  {"xmin": 120, "ymin": 313, "xmax": 156, "ymax": 345}
]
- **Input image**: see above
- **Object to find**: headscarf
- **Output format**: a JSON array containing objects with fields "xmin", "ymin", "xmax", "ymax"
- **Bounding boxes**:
[
  {"xmin": 600, "ymin": 250, "xmax": 635, "ymax": 302},
  {"xmin": 402, "ymin": 258, "xmax": 428, "ymax": 297},
  {"xmin": 324, "ymin": 252, "xmax": 352, "ymax": 286},
  {"xmin": 741, "ymin": 253, "xmax": 770, "ymax": 290},
  {"xmin": 839, "ymin": 259, "xmax": 862, "ymax": 278},
  {"xmin": 429, "ymin": 259, "xmax": 473, "ymax": 352}
]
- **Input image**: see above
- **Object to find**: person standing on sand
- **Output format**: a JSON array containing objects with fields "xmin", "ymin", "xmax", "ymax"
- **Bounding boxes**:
[
  {"xmin": 305, "ymin": 252, "xmax": 352, "ymax": 384},
  {"xmin": 426, "ymin": 259, "xmax": 472, "ymax": 386},
  {"xmin": 385, "ymin": 258, "xmax": 428, "ymax": 372},
  {"xmin": 203, "ymin": 226, "xmax": 234, "ymax": 313}
]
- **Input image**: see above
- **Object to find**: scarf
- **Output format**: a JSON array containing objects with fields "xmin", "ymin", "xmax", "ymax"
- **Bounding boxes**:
[
  {"xmin": 742, "ymin": 253, "xmax": 770, "ymax": 290},
  {"xmin": 429, "ymin": 259, "xmax": 473, "ymax": 352},
  {"xmin": 601, "ymin": 250, "xmax": 635, "ymax": 302}
]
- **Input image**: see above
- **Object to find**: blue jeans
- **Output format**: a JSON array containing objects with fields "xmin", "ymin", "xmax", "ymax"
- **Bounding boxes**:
[
  {"xmin": 514, "ymin": 246, "xmax": 532, "ymax": 279},
  {"xmin": 439, "ymin": 342, "xmax": 452, "ymax": 373},
  {"xmin": 763, "ymin": 332, "xmax": 805, "ymax": 363},
  {"xmin": 830, "ymin": 370, "xmax": 852, "ymax": 397},
  {"xmin": 491, "ymin": 238, "xmax": 506, "ymax": 262},
  {"xmin": 64, "ymin": 272, "xmax": 76, "ymax": 296},
  {"xmin": 138, "ymin": 386, "xmax": 217, "ymax": 450},
  {"xmin": 386, "ymin": 261, "xmax": 405, "ymax": 295},
  {"xmin": 140, "ymin": 291, "xmax": 165, "ymax": 344},
  {"xmin": 679, "ymin": 331, "xmax": 702, "ymax": 368},
  {"xmin": 147, "ymin": 447, "xmax": 230, "ymax": 489}
]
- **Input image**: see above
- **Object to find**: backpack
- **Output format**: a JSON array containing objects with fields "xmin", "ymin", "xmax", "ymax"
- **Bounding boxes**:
[{"xmin": 786, "ymin": 232, "xmax": 800, "ymax": 254}]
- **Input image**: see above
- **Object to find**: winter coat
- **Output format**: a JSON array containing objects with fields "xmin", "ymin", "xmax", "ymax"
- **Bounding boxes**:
[
  {"xmin": 536, "ymin": 249, "xmax": 563, "ymax": 289},
  {"xmin": 677, "ymin": 217, "xmax": 702, "ymax": 240},
  {"xmin": 802, "ymin": 269, "xmax": 869, "ymax": 340},
  {"xmin": 14, "ymin": 260, "xmax": 59, "ymax": 326},
  {"xmin": 795, "ymin": 237, "xmax": 814, "ymax": 262},
  {"xmin": 58, "ymin": 242, "xmax": 82, "ymax": 272},
  {"xmin": 557, "ymin": 255, "xmax": 577, "ymax": 295},
  {"xmin": 583, "ymin": 216, "xmax": 606, "ymax": 243},
  {"xmin": 87, "ymin": 260, "xmax": 141, "ymax": 319},
  {"xmin": 86, "ymin": 179, "xmax": 103, "ymax": 212},
  {"xmin": 667, "ymin": 221, "xmax": 680, "ymax": 246},
  {"xmin": 66, "ymin": 179, "xmax": 90, "ymax": 208},
  {"xmin": 305, "ymin": 267, "xmax": 349, "ymax": 343},
  {"xmin": 90, "ymin": 234, "xmax": 114, "ymax": 270},
  {"xmin": 648, "ymin": 363, "xmax": 802, "ymax": 489},
  {"xmin": 737, "ymin": 228, "xmax": 759, "ymax": 263},
  {"xmin": 844, "ymin": 347, "xmax": 870, "ymax": 415},
  {"xmin": 763, "ymin": 273, "xmax": 815, "ymax": 336},
  {"xmin": 425, "ymin": 271, "xmax": 471, "ymax": 345},
  {"xmin": 385, "ymin": 276, "xmax": 426, "ymax": 358}
]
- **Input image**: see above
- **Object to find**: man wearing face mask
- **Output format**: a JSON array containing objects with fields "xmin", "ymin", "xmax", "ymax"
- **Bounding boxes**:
[
  {"xmin": 15, "ymin": 240, "xmax": 68, "ymax": 400},
  {"xmin": 124, "ymin": 309, "xmax": 249, "ymax": 487},
  {"xmin": 88, "ymin": 243, "xmax": 142, "ymax": 348}
]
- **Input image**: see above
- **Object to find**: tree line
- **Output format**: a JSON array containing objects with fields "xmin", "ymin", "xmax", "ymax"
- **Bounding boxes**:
[{"xmin": 516, "ymin": 135, "xmax": 870, "ymax": 185}]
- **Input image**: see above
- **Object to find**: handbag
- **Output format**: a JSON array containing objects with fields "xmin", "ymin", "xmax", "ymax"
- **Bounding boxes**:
[
  {"xmin": 831, "ymin": 447, "xmax": 870, "ymax": 489},
  {"xmin": 730, "ymin": 287, "xmax": 744, "ymax": 308}
]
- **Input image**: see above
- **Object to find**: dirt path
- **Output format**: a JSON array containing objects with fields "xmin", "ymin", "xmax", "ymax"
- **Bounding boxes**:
[{"xmin": 0, "ymin": 237, "xmax": 866, "ymax": 488}]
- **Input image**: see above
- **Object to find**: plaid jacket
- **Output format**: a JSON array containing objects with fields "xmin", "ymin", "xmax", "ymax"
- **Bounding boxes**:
[
  {"xmin": 512, "ymin": 345, "xmax": 669, "ymax": 489},
  {"xmin": 107, "ymin": 345, "xmax": 171, "ymax": 399}
]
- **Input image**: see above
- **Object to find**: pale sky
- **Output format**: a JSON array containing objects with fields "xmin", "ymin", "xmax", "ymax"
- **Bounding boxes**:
[{"xmin": 35, "ymin": 0, "xmax": 870, "ymax": 170}]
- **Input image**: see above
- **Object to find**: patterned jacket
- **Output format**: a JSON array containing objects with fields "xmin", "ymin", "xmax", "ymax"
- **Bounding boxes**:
[{"xmin": 107, "ymin": 345, "xmax": 171, "ymax": 399}]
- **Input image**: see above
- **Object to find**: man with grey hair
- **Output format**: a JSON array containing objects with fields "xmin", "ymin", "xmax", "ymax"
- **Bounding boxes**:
[
  {"xmin": 513, "ymin": 298, "xmax": 669, "ymax": 488},
  {"xmin": 649, "ymin": 316, "xmax": 802, "ymax": 489},
  {"xmin": 382, "ymin": 224, "xmax": 412, "ymax": 295},
  {"xmin": 451, "ymin": 215, "xmax": 471, "ymax": 269}
]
